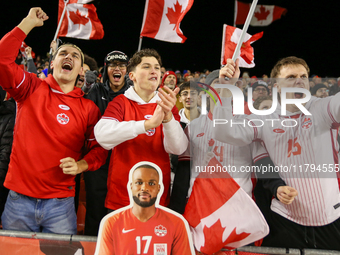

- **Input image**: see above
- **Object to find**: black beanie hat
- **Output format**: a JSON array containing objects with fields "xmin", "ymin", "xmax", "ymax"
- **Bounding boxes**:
[{"xmin": 102, "ymin": 51, "xmax": 129, "ymax": 84}]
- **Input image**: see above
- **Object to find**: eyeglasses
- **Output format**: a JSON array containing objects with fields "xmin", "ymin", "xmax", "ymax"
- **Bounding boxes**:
[
  {"xmin": 108, "ymin": 62, "xmax": 127, "ymax": 70},
  {"xmin": 180, "ymin": 91, "xmax": 198, "ymax": 97},
  {"xmin": 254, "ymin": 88, "xmax": 267, "ymax": 92}
]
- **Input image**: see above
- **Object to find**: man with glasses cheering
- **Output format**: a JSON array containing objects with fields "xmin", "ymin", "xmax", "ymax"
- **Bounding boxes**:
[{"xmin": 81, "ymin": 51, "xmax": 132, "ymax": 236}]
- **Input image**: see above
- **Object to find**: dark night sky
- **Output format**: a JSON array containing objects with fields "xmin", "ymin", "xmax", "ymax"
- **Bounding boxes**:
[{"xmin": 2, "ymin": 0, "xmax": 340, "ymax": 77}]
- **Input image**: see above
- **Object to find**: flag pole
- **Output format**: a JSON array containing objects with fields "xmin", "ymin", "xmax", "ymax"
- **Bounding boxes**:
[
  {"xmin": 50, "ymin": 0, "xmax": 69, "ymax": 55},
  {"xmin": 138, "ymin": 37, "xmax": 143, "ymax": 52},
  {"xmin": 233, "ymin": 0, "xmax": 237, "ymax": 27},
  {"xmin": 231, "ymin": 0, "xmax": 258, "ymax": 62}
]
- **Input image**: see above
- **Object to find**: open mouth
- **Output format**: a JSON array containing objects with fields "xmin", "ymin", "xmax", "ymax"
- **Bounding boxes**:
[
  {"xmin": 294, "ymin": 92, "xmax": 303, "ymax": 99},
  {"xmin": 113, "ymin": 73, "xmax": 121, "ymax": 82},
  {"xmin": 62, "ymin": 62, "xmax": 73, "ymax": 72},
  {"xmin": 77, "ymin": 76, "xmax": 84, "ymax": 84}
]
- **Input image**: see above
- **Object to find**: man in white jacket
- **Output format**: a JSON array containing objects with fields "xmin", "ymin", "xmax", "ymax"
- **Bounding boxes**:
[{"xmin": 213, "ymin": 57, "xmax": 340, "ymax": 250}]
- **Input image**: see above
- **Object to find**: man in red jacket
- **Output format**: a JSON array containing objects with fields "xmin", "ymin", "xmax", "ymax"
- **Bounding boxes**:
[
  {"xmin": 94, "ymin": 49, "xmax": 188, "ymax": 212},
  {"xmin": 0, "ymin": 8, "xmax": 107, "ymax": 234}
]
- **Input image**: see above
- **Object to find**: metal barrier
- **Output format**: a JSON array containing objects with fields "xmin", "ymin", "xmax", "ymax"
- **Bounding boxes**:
[
  {"xmin": 0, "ymin": 230, "xmax": 97, "ymax": 255},
  {"xmin": 1, "ymin": 230, "xmax": 340, "ymax": 255},
  {"xmin": 0, "ymin": 229, "xmax": 96, "ymax": 242},
  {"xmin": 235, "ymin": 246, "xmax": 301, "ymax": 254},
  {"xmin": 302, "ymin": 249, "xmax": 340, "ymax": 255}
]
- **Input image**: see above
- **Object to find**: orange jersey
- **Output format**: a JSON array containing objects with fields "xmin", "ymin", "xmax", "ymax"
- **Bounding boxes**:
[{"xmin": 95, "ymin": 207, "xmax": 194, "ymax": 255}]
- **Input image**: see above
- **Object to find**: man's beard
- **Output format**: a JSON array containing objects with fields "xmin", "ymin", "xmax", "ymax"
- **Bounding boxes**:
[{"xmin": 133, "ymin": 195, "xmax": 157, "ymax": 208}]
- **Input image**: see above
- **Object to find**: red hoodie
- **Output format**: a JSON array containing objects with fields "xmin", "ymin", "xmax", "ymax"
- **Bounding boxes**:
[{"xmin": 0, "ymin": 27, "xmax": 107, "ymax": 198}]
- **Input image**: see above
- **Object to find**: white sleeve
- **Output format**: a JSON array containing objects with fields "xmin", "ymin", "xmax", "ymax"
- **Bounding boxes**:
[
  {"xmin": 327, "ymin": 93, "xmax": 340, "ymax": 123},
  {"xmin": 212, "ymin": 97, "xmax": 257, "ymax": 146},
  {"xmin": 163, "ymin": 116, "xmax": 189, "ymax": 155},
  {"xmin": 94, "ymin": 118, "xmax": 146, "ymax": 150}
]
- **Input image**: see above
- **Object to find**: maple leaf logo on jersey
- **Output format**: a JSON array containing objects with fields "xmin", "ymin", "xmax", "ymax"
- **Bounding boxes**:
[
  {"xmin": 57, "ymin": 113, "xmax": 70, "ymax": 125},
  {"xmin": 154, "ymin": 225, "xmax": 167, "ymax": 237},
  {"xmin": 69, "ymin": 9, "xmax": 89, "ymax": 29},
  {"xmin": 254, "ymin": 6, "xmax": 270, "ymax": 21},
  {"xmin": 166, "ymin": 1, "xmax": 183, "ymax": 30},
  {"xmin": 302, "ymin": 117, "xmax": 312, "ymax": 129},
  {"xmin": 146, "ymin": 128, "xmax": 156, "ymax": 136}
]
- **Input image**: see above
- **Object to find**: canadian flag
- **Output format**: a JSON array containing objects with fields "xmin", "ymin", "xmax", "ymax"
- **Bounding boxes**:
[
  {"xmin": 184, "ymin": 157, "xmax": 269, "ymax": 255},
  {"xmin": 20, "ymin": 41, "xmax": 35, "ymax": 59},
  {"xmin": 140, "ymin": 0, "xmax": 194, "ymax": 43},
  {"xmin": 235, "ymin": 1, "xmax": 287, "ymax": 27},
  {"xmin": 58, "ymin": 0, "xmax": 104, "ymax": 40},
  {"xmin": 221, "ymin": 24, "xmax": 263, "ymax": 68}
]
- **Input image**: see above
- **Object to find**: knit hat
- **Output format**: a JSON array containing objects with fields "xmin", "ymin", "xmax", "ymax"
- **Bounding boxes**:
[
  {"xmin": 311, "ymin": 83, "xmax": 328, "ymax": 95},
  {"xmin": 161, "ymin": 71, "xmax": 177, "ymax": 87},
  {"xmin": 252, "ymin": 80, "xmax": 269, "ymax": 94},
  {"xmin": 103, "ymin": 50, "xmax": 129, "ymax": 84}
]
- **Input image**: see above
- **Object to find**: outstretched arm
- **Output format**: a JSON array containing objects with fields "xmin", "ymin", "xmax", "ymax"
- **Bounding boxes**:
[
  {"xmin": 212, "ymin": 59, "xmax": 256, "ymax": 146},
  {"xmin": 0, "ymin": 8, "xmax": 48, "ymax": 102}
]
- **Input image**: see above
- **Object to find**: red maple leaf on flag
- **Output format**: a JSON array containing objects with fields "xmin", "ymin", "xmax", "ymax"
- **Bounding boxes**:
[
  {"xmin": 201, "ymin": 219, "xmax": 226, "ymax": 254},
  {"xmin": 223, "ymin": 227, "xmax": 251, "ymax": 250},
  {"xmin": 69, "ymin": 9, "xmax": 89, "ymax": 29},
  {"xmin": 166, "ymin": 1, "xmax": 183, "ymax": 30},
  {"xmin": 254, "ymin": 6, "xmax": 270, "ymax": 21},
  {"xmin": 200, "ymin": 220, "xmax": 251, "ymax": 254}
]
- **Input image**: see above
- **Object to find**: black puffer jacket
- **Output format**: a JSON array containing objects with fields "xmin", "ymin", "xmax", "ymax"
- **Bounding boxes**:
[
  {"xmin": 0, "ymin": 98, "xmax": 16, "ymax": 217},
  {"xmin": 84, "ymin": 76, "xmax": 132, "ymax": 115}
]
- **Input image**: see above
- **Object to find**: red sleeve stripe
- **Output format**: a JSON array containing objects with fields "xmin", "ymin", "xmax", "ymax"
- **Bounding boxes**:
[
  {"xmin": 178, "ymin": 156, "xmax": 191, "ymax": 161},
  {"xmin": 327, "ymin": 101, "xmax": 337, "ymax": 124},
  {"xmin": 253, "ymin": 153, "xmax": 269, "ymax": 163},
  {"xmin": 101, "ymin": 117, "xmax": 119, "ymax": 122},
  {"xmin": 248, "ymin": 120, "xmax": 258, "ymax": 140}
]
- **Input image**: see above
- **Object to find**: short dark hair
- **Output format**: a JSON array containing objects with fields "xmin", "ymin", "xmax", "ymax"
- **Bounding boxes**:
[
  {"xmin": 179, "ymin": 81, "xmax": 200, "ymax": 95},
  {"xmin": 270, "ymin": 56, "xmax": 310, "ymax": 81},
  {"xmin": 84, "ymin": 54, "xmax": 98, "ymax": 71},
  {"xmin": 127, "ymin": 49, "xmax": 162, "ymax": 73},
  {"xmin": 133, "ymin": 164, "xmax": 159, "ymax": 178}
]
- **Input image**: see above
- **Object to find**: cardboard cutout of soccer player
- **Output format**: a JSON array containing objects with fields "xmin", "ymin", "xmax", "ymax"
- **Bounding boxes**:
[{"xmin": 95, "ymin": 161, "xmax": 195, "ymax": 255}]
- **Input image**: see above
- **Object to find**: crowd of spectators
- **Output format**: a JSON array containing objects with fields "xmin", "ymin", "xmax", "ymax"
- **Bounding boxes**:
[{"xmin": 2, "ymin": 7, "xmax": 340, "ymax": 254}]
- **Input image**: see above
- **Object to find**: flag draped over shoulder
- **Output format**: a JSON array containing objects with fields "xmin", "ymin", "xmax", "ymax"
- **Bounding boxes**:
[
  {"xmin": 58, "ymin": 0, "xmax": 104, "ymax": 40},
  {"xmin": 183, "ymin": 157, "xmax": 269, "ymax": 255},
  {"xmin": 235, "ymin": 1, "xmax": 287, "ymax": 27},
  {"xmin": 140, "ymin": 0, "xmax": 194, "ymax": 43},
  {"xmin": 221, "ymin": 24, "xmax": 263, "ymax": 68}
]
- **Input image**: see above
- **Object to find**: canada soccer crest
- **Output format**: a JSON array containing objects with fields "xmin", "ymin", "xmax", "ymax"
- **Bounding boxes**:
[
  {"xmin": 302, "ymin": 117, "xmax": 312, "ymax": 129},
  {"xmin": 57, "ymin": 113, "xmax": 70, "ymax": 125},
  {"xmin": 154, "ymin": 225, "xmax": 167, "ymax": 237},
  {"xmin": 144, "ymin": 114, "xmax": 155, "ymax": 136},
  {"xmin": 146, "ymin": 128, "xmax": 156, "ymax": 136}
]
